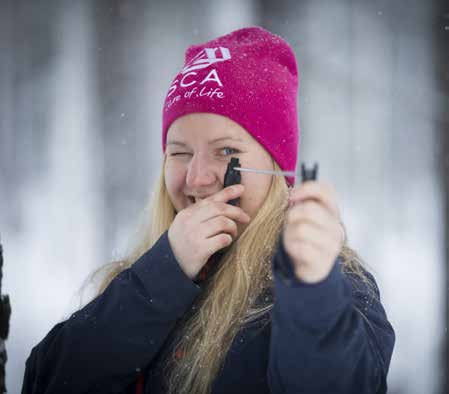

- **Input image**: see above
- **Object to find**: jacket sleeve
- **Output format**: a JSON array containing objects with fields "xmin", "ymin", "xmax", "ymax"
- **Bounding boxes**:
[
  {"xmin": 267, "ymin": 233, "xmax": 395, "ymax": 394},
  {"xmin": 22, "ymin": 230, "xmax": 202, "ymax": 394}
]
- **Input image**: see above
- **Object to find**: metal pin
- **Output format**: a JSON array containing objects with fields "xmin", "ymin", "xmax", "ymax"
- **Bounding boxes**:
[
  {"xmin": 233, "ymin": 167, "xmax": 299, "ymax": 178},
  {"xmin": 233, "ymin": 163, "xmax": 318, "ymax": 182}
]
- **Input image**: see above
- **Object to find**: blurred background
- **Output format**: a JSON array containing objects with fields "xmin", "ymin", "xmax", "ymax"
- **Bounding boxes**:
[{"xmin": 0, "ymin": 0, "xmax": 448, "ymax": 392}]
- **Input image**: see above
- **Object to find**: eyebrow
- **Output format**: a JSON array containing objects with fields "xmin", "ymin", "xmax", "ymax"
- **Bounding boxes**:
[{"xmin": 166, "ymin": 136, "xmax": 244, "ymax": 146}]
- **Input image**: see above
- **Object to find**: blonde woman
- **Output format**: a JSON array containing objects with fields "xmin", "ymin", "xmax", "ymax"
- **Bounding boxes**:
[{"xmin": 22, "ymin": 26, "xmax": 395, "ymax": 394}]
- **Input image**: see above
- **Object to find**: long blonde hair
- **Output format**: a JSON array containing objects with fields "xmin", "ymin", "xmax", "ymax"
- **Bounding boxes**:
[{"xmin": 86, "ymin": 156, "xmax": 372, "ymax": 394}]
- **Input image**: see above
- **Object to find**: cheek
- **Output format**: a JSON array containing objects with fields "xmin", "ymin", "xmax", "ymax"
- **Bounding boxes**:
[
  {"xmin": 237, "ymin": 147, "xmax": 273, "ymax": 216},
  {"xmin": 164, "ymin": 161, "xmax": 186, "ymax": 205},
  {"xmin": 240, "ymin": 173, "xmax": 271, "ymax": 217}
]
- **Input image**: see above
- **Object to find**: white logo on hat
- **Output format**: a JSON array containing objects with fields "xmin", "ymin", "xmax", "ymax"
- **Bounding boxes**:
[
  {"xmin": 165, "ymin": 47, "xmax": 230, "ymax": 108},
  {"xmin": 181, "ymin": 47, "xmax": 231, "ymax": 74}
]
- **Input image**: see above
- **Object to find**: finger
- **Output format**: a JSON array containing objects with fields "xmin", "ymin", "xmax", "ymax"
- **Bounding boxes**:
[
  {"xmin": 206, "ymin": 233, "xmax": 233, "ymax": 256},
  {"xmin": 287, "ymin": 240, "xmax": 323, "ymax": 267},
  {"xmin": 286, "ymin": 200, "xmax": 336, "ymax": 233},
  {"xmin": 196, "ymin": 201, "xmax": 250, "ymax": 224},
  {"xmin": 289, "ymin": 181, "xmax": 340, "ymax": 218},
  {"xmin": 208, "ymin": 184, "xmax": 245, "ymax": 204},
  {"xmin": 284, "ymin": 221, "xmax": 331, "ymax": 251},
  {"xmin": 202, "ymin": 216, "xmax": 238, "ymax": 240}
]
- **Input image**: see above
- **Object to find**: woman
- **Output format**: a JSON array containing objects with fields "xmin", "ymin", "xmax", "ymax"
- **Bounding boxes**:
[{"xmin": 22, "ymin": 26, "xmax": 395, "ymax": 394}]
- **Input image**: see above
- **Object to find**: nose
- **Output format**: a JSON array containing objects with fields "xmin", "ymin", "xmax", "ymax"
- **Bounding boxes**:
[{"xmin": 185, "ymin": 153, "xmax": 221, "ymax": 188}]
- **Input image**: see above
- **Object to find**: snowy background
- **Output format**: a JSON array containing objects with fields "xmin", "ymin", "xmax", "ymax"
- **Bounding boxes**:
[{"xmin": 0, "ymin": 0, "xmax": 447, "ymax": 393}]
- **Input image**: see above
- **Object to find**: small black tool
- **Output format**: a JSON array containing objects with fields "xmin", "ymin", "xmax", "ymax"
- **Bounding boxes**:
[
  {"xmin": 301, "ymin": 163, "xmax": 318, "ymax": 182},
  {"xmin": 223, "ymin": 157, "xmax": 241, "ymax": 206}
]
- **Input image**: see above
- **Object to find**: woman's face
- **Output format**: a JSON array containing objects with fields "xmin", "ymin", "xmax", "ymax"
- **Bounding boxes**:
[{"xmin": 164, "ymin": 113, "xmax": 274, "ymax": 233}]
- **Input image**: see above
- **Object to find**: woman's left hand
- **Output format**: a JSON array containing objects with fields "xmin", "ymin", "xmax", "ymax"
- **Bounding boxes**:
[{"xmin": 282, "ymin": 181, "xmax": 345, "ymax": 284}]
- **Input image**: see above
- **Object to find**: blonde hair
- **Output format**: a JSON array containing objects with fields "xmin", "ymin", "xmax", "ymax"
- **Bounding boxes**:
[{"xmin": 86, "ymin": 156, "xmax": 373, "ymax": 394}]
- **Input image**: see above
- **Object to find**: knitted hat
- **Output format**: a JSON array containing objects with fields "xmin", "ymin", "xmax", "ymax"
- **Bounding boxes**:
[{"xmin": 162, "ymin": 26, "xmax": 299, "ymax": 186}]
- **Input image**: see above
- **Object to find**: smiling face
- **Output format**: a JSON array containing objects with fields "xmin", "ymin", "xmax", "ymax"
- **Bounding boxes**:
[{"xmin": 164, "ymin": 113, "xmax": 274, "ymax": 232}]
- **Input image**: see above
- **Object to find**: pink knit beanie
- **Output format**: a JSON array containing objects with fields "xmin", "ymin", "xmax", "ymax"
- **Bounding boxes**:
[{"xmin": 162, "ymin": 26, "xmax": 299, "ymax": 186}]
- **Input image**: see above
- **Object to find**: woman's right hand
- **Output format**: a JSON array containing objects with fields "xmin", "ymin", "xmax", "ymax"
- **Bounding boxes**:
[{"xmin": 167, "ymin": 184, "xmax": 251, "ymax": 280}]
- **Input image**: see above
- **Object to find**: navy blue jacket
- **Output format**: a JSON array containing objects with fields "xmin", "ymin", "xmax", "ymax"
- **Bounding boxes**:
[{"xmin": 22, "ymin": 230, "xmax": 395, "ymax": 393}]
